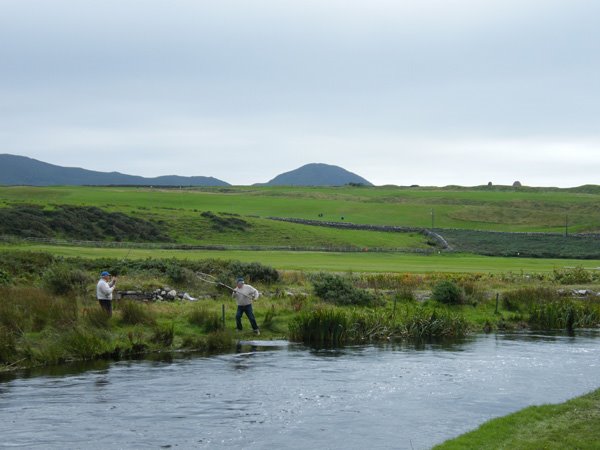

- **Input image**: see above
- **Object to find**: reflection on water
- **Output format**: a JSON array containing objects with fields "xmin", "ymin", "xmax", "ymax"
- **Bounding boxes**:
[{"xmin": 1, "ymin": 331, "xmax": 599, "ymax": 450}]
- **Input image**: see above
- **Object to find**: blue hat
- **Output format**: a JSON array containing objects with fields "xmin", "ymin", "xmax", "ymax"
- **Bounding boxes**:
[
  {"xmin": 101, "ymin": 271, "xmax": 110, "ymax": 277},
  {"xmin": 236, "ymin": 277, "xmax": 244, "ymax": 283}
]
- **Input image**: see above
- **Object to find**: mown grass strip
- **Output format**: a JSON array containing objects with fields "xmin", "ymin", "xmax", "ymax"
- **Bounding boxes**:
[
  {"xmin": 433, "ymin": 388, "xmax": 600, "ymax": 450},
  {"xmin": 3, "ymin": 243, "xmax": 600, "ymax": 273}
]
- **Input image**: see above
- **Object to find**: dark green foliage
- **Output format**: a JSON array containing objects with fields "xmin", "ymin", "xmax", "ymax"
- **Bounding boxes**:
[
  {"xmin": 311, "ymin": 273, "xmax": 377, "ymax": 306},
  {"xmin": 553, "ymin": 266, "xmax": 593, "ymax": 284},
  {"xmin": 200, "ymin": 211, "xmax": 251, "ymax": 232},
  {"xmin": 432, "ymin": 280, "xmax": 464, "ymax": 305},
  {"xmin": 227, "ymin": 261, "xmax": 280, "ymax": 284},
  {"xmin": 119, "ymin": 300, "xmax": 155, "ymax": 325},
  {"xmin": 0, "ymin": 204, "xmax": 171, "ymax": 242},
  {"xmin": 165, "ymin": 264, "xmax": 195, "ymax": 285},
  {"xmin": 188, "ymin": 306, "xmax": 223, "ymax": 332},
  {"xmin": 0, "ymin": 269, "xmax": 11, "ymax": 286},
  {"xmin": 42, "ymin": 264, "xmax": 92, "ymax": 296},
  {"xmin": 0, "ymin": 251, "xmax": 56, "ymax": 280},
  {"xmin": 74, "ymin": 256, "xmax": 279, "ymax": 284}
]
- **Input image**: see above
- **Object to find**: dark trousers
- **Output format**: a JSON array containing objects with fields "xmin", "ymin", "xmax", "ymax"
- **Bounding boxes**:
[
  {"xmin": 98, "ymin": 299, "xmax": 113, "ymax": 317},
  {"xmin": 236, "ymin": 304, "xmax": 258, "ymax": 331}
]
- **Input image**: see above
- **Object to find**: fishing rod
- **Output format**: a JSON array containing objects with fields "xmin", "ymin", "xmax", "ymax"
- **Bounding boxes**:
[{"xmin": 196, "ymin": 272, "xmax": 254, "ymax": 300}]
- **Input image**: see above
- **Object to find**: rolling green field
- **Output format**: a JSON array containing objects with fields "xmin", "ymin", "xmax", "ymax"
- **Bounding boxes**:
[
  {"xmin": 1, "ymin": 184, "xmax": 600, "ymax": 261},
  {"xmin": 1, "ymin": 184, "xmax": 599, "ymax": 233}
]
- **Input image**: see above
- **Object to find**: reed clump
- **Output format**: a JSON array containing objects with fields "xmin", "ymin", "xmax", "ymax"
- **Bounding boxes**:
[
  {"xmin": 188, "ymin": 305, "xmax": 223, "ymax": 332},
  {"xmin": 62, "ymin": 327, "xmax": 112, "ymax": 360},
  {"xmin": 119, "ymin": 300, "xmax": 156, "ymax": 326},
  {"xmin": 528, "ymin": 300, "xmax": 600, "ymax": 330},
  {"xmin": 289, "ymin": 307, "xmax": 350, "ymax": 346},
  {"xmin": 289, "ymin": 304, "xmax": 469, "ymax": 346},
  {"xmin": 151, "ymin": 322, "xmax": 175, "ymax": 346},
  {"xmin": 398, "ymin": 305, "xmax": 469, "ymax": 339},
  {"xmin": 502, "ymin": 286, "xmax": 558, "ymax": 312}
]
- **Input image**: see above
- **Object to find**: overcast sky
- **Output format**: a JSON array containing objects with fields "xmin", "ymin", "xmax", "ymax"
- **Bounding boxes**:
[{"xmin": 1, "ymin": 0, "xmax": 599, "ymax": 186}]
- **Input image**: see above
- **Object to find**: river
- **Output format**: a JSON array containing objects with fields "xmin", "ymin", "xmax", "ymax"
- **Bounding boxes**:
[{"xmin": 1, "ymin": 332, "xmax": 599, "ymax": 449}]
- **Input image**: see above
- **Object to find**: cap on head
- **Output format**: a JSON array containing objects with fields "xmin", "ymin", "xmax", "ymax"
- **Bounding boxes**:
[
  {"xmin": 236, "ymin": 277, "xmax": 244, "ymax": 284},
  {"xmin": 101, "ymin": 271, "xmax": 111, "ymax": 277}
]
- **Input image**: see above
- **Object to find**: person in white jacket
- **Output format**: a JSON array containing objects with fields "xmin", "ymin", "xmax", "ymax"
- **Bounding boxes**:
[
  {"xmin": 96, "ymin": 271, "xmax": 117, "ymax": 317},
  {"xmin": 232, "ymin": 277, "xmax": 260, "ymax": 334}
]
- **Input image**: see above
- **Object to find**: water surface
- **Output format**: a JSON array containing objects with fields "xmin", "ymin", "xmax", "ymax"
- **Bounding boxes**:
[{"xmin": 1, "ymin": 332, "xmax": 599, "ymax": 449}]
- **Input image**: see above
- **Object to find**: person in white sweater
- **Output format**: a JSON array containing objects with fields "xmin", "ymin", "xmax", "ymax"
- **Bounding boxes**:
[
  {"xmin": 96, "ymin": 271, "xmax": 117, "ymax": 317},
  {"xmin": 232, "ymin": 277, "xmax": 260, "ymax": 334}
]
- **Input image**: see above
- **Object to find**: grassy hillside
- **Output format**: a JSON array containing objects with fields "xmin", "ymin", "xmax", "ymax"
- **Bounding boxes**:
[
  {"xmin": 1, "ymin": 185, "xmax": 599, "ymax": 233},
  {"xmin": 1, "ymin": 185, "xmax": 600, "ymax": 259}
]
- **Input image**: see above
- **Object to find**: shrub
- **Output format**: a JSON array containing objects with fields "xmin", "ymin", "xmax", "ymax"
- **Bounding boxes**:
[
  {"xmin": 431, "ymin": 280, "xmax": 464, "ymax": 305},
  {"xmin": 0, "ymin": 269, "xmax": 11, "ymax": 286},
  {"xmin": 553, "ymin": 266, "xmax": 593, "ymax": 285},
  {"xmin": 42, "ymin": 264, "xmax": 92, "ymax": 296},
  {"xmin": 311, "ymin": 273, "xmax": 377, "ymax": 306},
  {"xmin": 0, "ymin": 251, "xmax": 56, "ymax": 280},
  {"xmin": 119, "ymin": 300, "xmax": 155, "ymax": 325},
  {"xmin": 228, "ymin": 261, "xmax": 280, "ymax": 284}
]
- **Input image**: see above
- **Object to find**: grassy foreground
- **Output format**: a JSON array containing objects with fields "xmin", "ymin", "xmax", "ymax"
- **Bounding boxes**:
[{"xmin": 434, "ymin": 388, "xmax": 600, "ymax": 449}]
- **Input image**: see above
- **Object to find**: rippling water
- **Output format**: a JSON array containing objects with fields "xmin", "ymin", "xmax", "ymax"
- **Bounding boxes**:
[{"xmin": 1, "ymin": 332, "xmax": 599, "ymax": 449}]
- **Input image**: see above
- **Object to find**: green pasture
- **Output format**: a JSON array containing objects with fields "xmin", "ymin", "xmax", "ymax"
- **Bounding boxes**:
[
  {"xmin": 1, "ymin": 185, "xmax": 599, "ymax": 233},
  {"xmin": 3, "ymin": 242, "xmax": 599, "ymax": 273}
]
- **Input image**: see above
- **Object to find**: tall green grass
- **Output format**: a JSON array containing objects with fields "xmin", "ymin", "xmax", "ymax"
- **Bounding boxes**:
[
  {"xmin": 119, "ymin": 300, "xmax": 155, "ymax": 325},
  {"xmin": 0, "ymin": 286, "xmax": 78, "ymax": 333},
  {"xmin": 528, "ymin": 301, "xmax": 600, "ymax": 331},
  {"xmin": 289, "ymin": 307, "xmax": 350, "ymax": 346},
  {"xmin": 289, "ymin": 304, "xmax": 469, "ymax": 346}
]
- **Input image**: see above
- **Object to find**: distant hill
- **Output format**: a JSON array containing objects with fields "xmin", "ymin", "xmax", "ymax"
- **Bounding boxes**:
[
  {"xmin": 0, "ymin": 154, "xmax": 230, "ymax": 186},
  {"xmin": 262, "ymin": 163, "xmax": 373, "ymax": 186}
]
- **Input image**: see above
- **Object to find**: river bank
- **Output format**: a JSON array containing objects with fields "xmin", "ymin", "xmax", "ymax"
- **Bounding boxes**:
[
  {"xmin": 434, "ymin": 387, "xmax": 600, "ymax": 449},
  {"xmin": 2, "ymin": 250, "xmax": 600, "ymax": 374}
]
